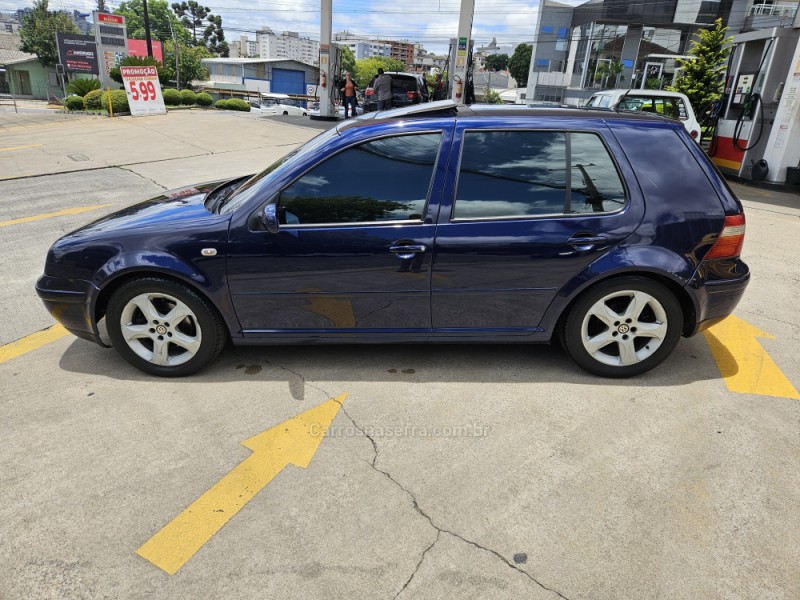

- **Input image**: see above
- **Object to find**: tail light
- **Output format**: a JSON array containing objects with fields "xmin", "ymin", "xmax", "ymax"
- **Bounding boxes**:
[
  {"xmin": 406, "ymin": 91, "xmax": 418, "ymax": 100},
  {"xmin": 366, "ymin": 88, "xmax": 374, "ymax": 96},
  {"xmin": 690, "ymin": 129, "xmax": 699, "ymax": 139},
  {"xmin": 706, "ymin": 213, "xmax": 745, "ymax": 259}
]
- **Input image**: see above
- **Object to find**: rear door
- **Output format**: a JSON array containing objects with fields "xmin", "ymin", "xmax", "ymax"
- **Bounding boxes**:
[{"xmin": 430, "ymin": 116, "xmax": 645, "ymax": 337}]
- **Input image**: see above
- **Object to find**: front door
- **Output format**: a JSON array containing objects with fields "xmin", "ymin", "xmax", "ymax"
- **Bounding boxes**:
[{"xmin": 226, "ymin": 128, "xmax": 450, "ymax": 339}]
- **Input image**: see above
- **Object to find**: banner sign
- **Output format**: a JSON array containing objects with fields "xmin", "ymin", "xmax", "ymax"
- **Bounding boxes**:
[
  {"xmin": 120, "ymin": 65, "xmax": 167, "ymax": 116},
  {"xmin": 56, "ymin": 34, "xmax": 99, "ymax": 74},
  {"xmin": 127, "ymin": 39, "xmax": 164, "ymax": 64},
  {"xmin": 93, "ymin": 11, "xmax": 128, "ymax": 88}
]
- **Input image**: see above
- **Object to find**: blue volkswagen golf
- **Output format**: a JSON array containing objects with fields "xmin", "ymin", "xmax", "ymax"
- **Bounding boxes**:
[{"xmin": 36, "ymin": 101, "xmax": 749, "ymax": 377}]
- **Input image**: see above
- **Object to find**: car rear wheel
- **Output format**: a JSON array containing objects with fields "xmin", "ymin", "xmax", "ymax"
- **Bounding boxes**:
[
  {"xmin": 563, "ymin": 277, "xmax": 682, "ymax": 377},
  {"xmin": 106, "ymin": 277, "xmax": 226, "ymax": 377}
]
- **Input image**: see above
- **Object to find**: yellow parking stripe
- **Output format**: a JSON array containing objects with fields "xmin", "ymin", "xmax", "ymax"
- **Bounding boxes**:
[
  {"xmin": 0, "ymin": 204, "xmax": 112, "ymax": 227},
  {"xmin": 0, "ymin": 144, "xmax": 43, "ymax": 152},
  {"xmin": 0, "ymin": 324, "xmax": 69, "ymax": 364}
]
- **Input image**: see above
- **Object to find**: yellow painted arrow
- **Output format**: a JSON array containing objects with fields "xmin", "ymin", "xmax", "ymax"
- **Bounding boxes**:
[
  {"xmin": 136, "ymin": 393, "xmax": 347, "ymax": 575},
  {"xmin": 704, "ymin": 316, "xmax": 799, "ymax": 400}
]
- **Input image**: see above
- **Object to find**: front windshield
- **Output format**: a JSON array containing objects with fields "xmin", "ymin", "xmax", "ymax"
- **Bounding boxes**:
[{"xmin": 219, "ymin": 126, "xmax": 340, "ymax": 215}]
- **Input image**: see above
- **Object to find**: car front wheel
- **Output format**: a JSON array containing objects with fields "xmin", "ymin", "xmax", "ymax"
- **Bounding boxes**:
[
  {"xmin": 106, "ymin": 277, "xmax": 226, "ymax": 377},
  {"xmin": 563, "ymin": 277, "xmax": 682, "ymax": 377}
]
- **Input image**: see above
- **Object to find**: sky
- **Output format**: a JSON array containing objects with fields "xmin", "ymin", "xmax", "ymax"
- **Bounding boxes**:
[{"xmin": 0, "ymin": 0, "xmax": 585, "ymax": 55}]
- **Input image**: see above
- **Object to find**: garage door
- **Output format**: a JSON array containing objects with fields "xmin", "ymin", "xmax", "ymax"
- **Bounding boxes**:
[{"xmin": 271, "ymin": 68, "xmax": 305, "ymax": 95}]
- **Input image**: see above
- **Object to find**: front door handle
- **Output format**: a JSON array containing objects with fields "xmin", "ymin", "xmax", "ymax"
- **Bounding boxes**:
[{"xmin": 389, "ymin": 244, "xmax": 427, "ymax": 260}]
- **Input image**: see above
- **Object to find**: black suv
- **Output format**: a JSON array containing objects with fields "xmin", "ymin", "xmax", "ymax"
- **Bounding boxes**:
[{"xmin": 364, "ymin": 72, "xmax": 430, "ymax": 112}]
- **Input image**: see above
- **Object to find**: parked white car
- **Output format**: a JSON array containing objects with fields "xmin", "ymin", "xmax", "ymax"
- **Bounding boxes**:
[
  {"xmin": 251, "ymin": 93, "xmax": 308, "ymax": 116},
  {"xmin": 586, "ymin": 89, "xmax": 701, "ymax": 140}
]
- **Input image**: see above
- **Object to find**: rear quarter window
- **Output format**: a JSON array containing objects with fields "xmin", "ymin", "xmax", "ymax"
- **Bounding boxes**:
[{"xmin": 610, "ymin": 123, "xmax": 721, "ymax": 214}]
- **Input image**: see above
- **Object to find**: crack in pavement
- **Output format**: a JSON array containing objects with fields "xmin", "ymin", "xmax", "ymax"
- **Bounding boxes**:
[
  {"xmin": 393, "ymin": 530, "xmax": 441, "ymax": 599},
  {"xmin": 118, "ymin": 166, "xmax": 168, "ymax": 191},
  {"xmin": 334, "ymin": 398, "xmax": 571, "ymax": 600},
  {"xmin": 240, "ymin": 353, "xmax": 573, "ymax": 600}
]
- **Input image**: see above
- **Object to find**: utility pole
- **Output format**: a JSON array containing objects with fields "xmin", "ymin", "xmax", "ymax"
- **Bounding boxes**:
[
  {"xmin": 168, "ymin": 18, "xmax": 180, "ymax": 89},
  {"xmin": 450, "ymin": 0, "xmax": 475, "ymax": 104},
  {"xmin": 317, "ymin": 0, "xmax": 334, "ymax": 118},
  {"xmin": 142, "ymin": 0, "xmax": 154, "ymax": 57}
]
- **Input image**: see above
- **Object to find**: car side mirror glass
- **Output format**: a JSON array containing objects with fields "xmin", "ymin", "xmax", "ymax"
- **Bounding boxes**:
[{"xmin": 262, "ymin": 203, "xmax": 279, "ymax": 234}]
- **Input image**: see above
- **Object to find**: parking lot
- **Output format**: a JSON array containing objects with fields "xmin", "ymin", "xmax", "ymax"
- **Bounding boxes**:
[{"xmin": 1, "ymin": 107, "xmax": 799, "ymax": 599}]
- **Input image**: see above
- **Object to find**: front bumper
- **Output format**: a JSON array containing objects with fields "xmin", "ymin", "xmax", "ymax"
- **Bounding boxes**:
[{"xmin": 35, "ymin": 275, "xmax": 105, "ymax": 345}]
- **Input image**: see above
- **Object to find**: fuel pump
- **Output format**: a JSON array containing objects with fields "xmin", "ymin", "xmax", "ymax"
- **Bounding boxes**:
[{"xmin": 710, "ymin": 27, "xmax": 799, "ymax": 182}]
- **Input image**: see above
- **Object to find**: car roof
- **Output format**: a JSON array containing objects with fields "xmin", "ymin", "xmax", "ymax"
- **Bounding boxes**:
[
  {"xmin": 337, "ymin": 100, "xmax": 684, "ymax": 133},
  {"xmin": 591, "ymin": 89, "xmax": 690, "ymax": 99}
]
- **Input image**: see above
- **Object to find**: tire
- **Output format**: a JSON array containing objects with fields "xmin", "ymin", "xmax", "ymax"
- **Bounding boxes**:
[
  {"xmin": 106, "ymin": 277, "xmax": 226, "ymax": 377},
  {"xmin": 562, "ymin": 277, "xmax": 682, "ymax": 378}
]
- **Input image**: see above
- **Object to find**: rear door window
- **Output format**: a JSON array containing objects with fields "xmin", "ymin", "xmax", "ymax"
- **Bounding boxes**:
[{"xmin": 453, "ymin": 130, "xmax": 626, "ymax": 219}]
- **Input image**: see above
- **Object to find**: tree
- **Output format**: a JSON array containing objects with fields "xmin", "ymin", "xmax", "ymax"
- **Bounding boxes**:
[
  {"xmin": 161, "ymin": 40, "xmax": 211, "ymax": 85},
  {"xmin": 668, "ymin": 18, "xmax": 732, "ymax": 113},
  {"xmin": 18, "ymin": 0, "xmax": 79, "ymax": 68},
  {"xmin": 485, "ymin": 53, "xmax": 508, "ymax": 72},
  {"xmin": 202, "ymin": 13, "xmax": 227, "ymax": 56},
  {"xmin": 171, "ymin": 1, "xmax": 209, "ymax": 45},
  {"xmin": 595, "ymin": 58, "xmax": 624, "ymax": 89},
  {"xmin": 115, "ymin": 0, "xmax": 190, "ymax": 44},
  {"xmin": 354, "ymin": 56, "xmax": 405, "ymax": 89},
  {"xmin": 508, "ymin": 43, "xmax": 531, "ymax": 88},
  {"xmin": 339, "ymin": 45, "xmax": 356, "ymax": 78}
]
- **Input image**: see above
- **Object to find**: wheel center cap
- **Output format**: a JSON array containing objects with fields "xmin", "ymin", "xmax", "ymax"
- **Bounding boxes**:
[
  {"xmin": 156, "ymin": 325, "xmax": 168, "ymax": 335},
  {"xmin": 617, "ymin": 324, "xmax": 630, "ymax": 334}
]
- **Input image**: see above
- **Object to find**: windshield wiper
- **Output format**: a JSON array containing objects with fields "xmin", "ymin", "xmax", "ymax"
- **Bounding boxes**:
[{"xmin": 205, "ymin": 176, "xmax": 251, "ymax": 213}]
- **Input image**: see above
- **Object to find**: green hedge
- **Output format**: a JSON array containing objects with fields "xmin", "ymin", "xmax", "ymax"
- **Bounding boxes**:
[
  {"xmin": 64, "ymin": 95, "xmax": 86, "ymax": 111},
  {"xmin": 215, "ymin": 99, "xmax": 230, "ymax": 109},
  {"xmin": 101, "ymin": 89, "xmax": 129, "ymax": 114},
  {"xmin": 226, "ymin": 98, "xmax": 251, "ymax": 112},
  {"xmin": 180, "ymin": 89, "xmax": 197, "ymax": 105},
  {"xmin": 162, "ymin": 88, "xmax": 181, "ymax": 106},
  {"xmin": 84, "ymin": 89, "xmax": 104, "ymax": 110},
  {"xmin": 196, "ymin": 92, "xmax": 213, "ymax": 107}
]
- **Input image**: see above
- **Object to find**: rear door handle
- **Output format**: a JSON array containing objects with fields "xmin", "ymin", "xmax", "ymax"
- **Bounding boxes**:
[
  {"xmin": 567, "ymin": 234, "xmax": 608, "ymax": 249},
  {"xmin": 389, "ymin": 244, "xmax": 427, "ymax": 259}
]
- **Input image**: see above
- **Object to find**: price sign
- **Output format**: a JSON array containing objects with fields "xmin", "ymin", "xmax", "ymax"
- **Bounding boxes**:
[{"xmin": 120, "ymin": 65, "xmax": 166, "ymax": 116}]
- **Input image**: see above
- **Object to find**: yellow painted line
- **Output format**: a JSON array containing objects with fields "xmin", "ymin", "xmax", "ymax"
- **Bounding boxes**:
[
  {"xmin": 0, "ymin": 173, "xmax": 35, "ymax": 180},
  {"xmin": 0, "ymin": 204, "xmax": 112, "ymax": 227},
  {"xmin": 0, "ymin": 324, "xmax": 69, "ymax": 364},
  {"xmin": 0, "ymin": 143, "xmax": 43, "ymax": 152},
  {"xmin": 137, "ymin": 393, "xmax": 348, "ymax": 575},
  {"xmin": 704, "ymin": 315, "xmax": 799, "ymax": 400}
]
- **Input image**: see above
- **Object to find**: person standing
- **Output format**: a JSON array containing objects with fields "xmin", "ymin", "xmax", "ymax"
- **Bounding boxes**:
[
  {"xmin": 340, "ymin": 72, "xmax": 359, "ymax": 118},
  {"xmin": 432, "ymin": 72, "xmax": 445, "ymax": 101},
  {"xmin": 373, "ymin": 68, "xmax": 393, "ymax": 111}
]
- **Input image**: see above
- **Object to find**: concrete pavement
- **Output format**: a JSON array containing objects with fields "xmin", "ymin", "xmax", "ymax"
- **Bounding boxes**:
[{"xmin": 1, "ymin": 108, "xmax": 799, "ymax": 600}]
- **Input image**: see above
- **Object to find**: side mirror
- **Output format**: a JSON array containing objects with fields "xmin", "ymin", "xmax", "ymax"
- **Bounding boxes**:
[{"xmin": 261, "ymin": 203, "xmax": 279, "ymax": 234}]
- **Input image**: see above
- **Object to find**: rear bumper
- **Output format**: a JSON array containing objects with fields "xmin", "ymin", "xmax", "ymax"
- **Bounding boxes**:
[
  {"xmin": 35, "ymin": 275, "xmax": 104, "ymax": 345},
  {"xmin": 687, "ymin": 260, "xmax": 750, "ymax": 336}
]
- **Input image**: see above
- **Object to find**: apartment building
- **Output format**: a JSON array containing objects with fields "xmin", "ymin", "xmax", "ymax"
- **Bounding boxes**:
[{"xmin": 256, "ymin": 27, "xmax": 319, "ymax": 67}]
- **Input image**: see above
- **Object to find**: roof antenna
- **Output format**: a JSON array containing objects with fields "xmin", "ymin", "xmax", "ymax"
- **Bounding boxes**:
[{"xmin": 614, "ymin": 89, "xmax": 631, "ymax": 113}]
